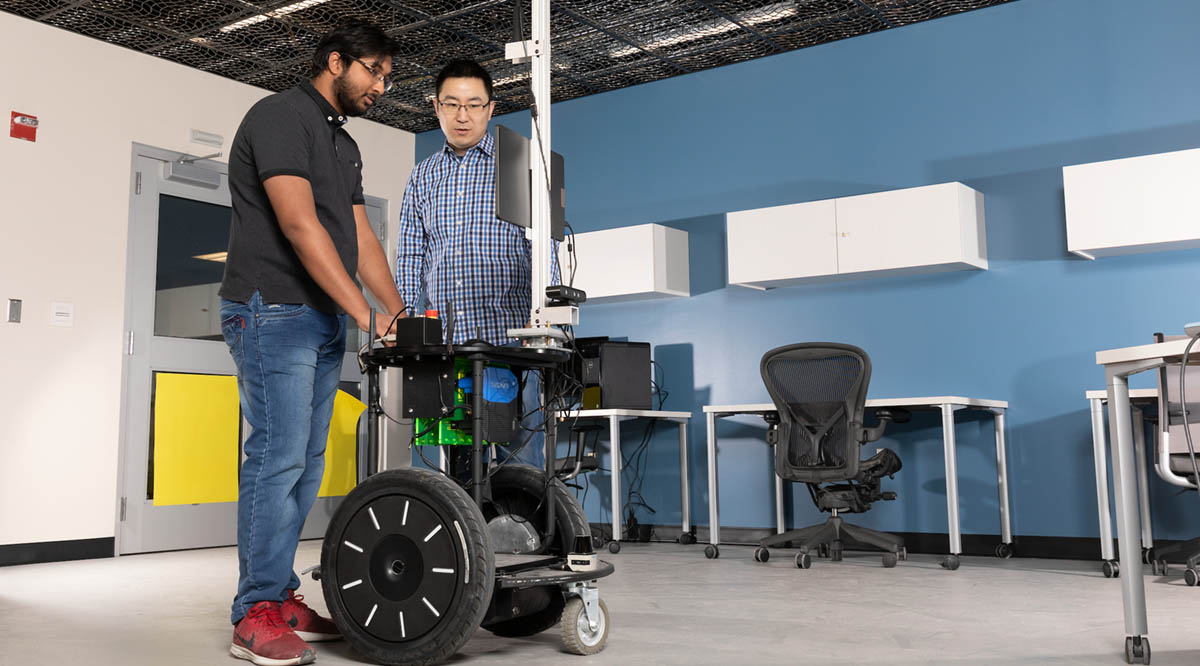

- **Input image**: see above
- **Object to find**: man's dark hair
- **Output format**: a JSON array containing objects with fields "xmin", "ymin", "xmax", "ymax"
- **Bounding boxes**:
[
  {"xmin": 309, "ymin": 19, "xmax": 397, "ymax": 78},
  {"xmin": 435, "ymin": 59, "xmax": 494, "ymax": 101}
]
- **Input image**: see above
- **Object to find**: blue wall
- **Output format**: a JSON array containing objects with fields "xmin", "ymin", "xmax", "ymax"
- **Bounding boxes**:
[{"xmin": 415, "ymin": 0, "xmax": 1200, "ymax": 541}]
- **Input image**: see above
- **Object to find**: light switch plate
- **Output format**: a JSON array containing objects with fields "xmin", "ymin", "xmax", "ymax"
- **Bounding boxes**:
[{"xmin": 7, "ymin": 299, "xmax": 20, "ymax": 323}]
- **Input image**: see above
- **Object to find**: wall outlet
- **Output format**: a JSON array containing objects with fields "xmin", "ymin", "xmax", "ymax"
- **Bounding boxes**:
[{"xmin": 7, "ymin": 298, "xmax": 20, "ymax": 323}]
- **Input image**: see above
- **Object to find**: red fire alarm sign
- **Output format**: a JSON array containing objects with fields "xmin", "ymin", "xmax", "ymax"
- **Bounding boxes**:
[{"xmin": 10, "ymin": 112, "xmax": 38, "ymax": 142}]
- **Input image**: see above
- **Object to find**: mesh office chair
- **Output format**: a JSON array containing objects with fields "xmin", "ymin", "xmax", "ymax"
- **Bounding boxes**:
[
  {"xmin": 1149, "ymin": 333, "xmax": 1200, "ymax": 585},
  {"xmin": 754, "ymin": 343, "xmax": 907, "ymax": 569}
]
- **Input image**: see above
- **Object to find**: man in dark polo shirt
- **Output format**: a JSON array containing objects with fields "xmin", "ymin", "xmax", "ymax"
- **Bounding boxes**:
[{"xmin": 217, "ymin": 19, "xmax": 406, "ymax": 666}]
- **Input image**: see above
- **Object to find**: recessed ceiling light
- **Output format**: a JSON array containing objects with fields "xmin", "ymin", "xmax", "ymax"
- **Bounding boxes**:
[
  {"xmin": 220, "ymin": 0, "xmax": 332, "ymax": 33},
  {"xmin": 193, "ymin": 252, "xmax": 228, "ymax": 262},
  {"xmin": 609, "ymin": 1, "xmax": 797, "ymax": 58}
]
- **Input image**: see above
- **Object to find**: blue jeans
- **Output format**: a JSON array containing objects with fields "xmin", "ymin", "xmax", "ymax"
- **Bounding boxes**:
[{"xmin": 220, "ymin": 291, "xmax": 347, "ymax": 625}]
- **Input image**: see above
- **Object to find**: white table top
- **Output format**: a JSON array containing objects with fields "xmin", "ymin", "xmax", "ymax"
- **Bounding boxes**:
[
  {"xmin": 703, "ymin": 396, "xmax": 1008, "ymax": 414},
  {"xmin": 559, "ymin": 409, "xmax": 692, "ymax": 420},
  {"xmin": 1085, "ymin": 388, "xmax": 1158, "ymax": 401},
  {"xmin": 1096, "ymin": 337, "xmax": 1200, "ymax": 366}
]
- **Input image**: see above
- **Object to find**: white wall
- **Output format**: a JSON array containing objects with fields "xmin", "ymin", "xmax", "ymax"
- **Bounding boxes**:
[{"xmin": 0, "ymin": 12, "xmax": 415, "ymax": 546}]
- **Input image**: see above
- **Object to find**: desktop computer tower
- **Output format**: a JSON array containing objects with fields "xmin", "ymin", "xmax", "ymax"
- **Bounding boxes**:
[{"xmin": 571, "ymin": 337, "xmax": 652, "ymax": 410}]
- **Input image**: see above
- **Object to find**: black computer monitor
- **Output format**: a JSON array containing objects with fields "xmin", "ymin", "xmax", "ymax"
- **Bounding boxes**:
[{"xmin": 494, "ymin": 124, "xmax": 565, "ymax": 241}]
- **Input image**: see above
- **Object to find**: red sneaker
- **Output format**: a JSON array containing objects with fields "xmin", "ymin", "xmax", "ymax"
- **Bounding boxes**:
[
  {"xmin": 282, "ymin": 589, "xmax": 342, "ymax": 642},
  {"xmin": 231, "ymin": 601, "xmax": 316, "ymax": 666}
]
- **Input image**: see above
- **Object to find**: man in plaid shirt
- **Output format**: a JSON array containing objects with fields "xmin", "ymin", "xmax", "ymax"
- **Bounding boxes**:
[{"xmin": 396, "ymin": 58, "xmax": 560, "ymax": 345}]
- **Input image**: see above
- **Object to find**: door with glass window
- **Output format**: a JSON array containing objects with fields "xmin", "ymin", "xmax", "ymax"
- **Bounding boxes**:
[{"xmin": 117, "ymin": 144, "xmax": 387, "ymax": 554}]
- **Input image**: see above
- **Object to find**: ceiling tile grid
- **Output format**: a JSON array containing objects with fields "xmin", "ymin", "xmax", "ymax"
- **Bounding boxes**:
[{"xmin": 4, "ymin": 0, "xmax": 1015, "ymax": 132}]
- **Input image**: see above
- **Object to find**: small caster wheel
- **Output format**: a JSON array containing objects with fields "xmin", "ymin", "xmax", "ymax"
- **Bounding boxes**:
[
  {"xmin": 1142, "ymin": 547, "xmax": 1154, "ymax": 564},
  {"xmin": 882, "ymin": 552, "xmax": 898, "ymax": 568},
  {"xmin": 1152, "ymin": 560, "xmax": 1167, "ymax": 576},
  {"xmin": 941, "ymin": 555, "xmax": 960, "ymax": 571},
  {"xmin": 1103, "ymin": 560, "xmax": 1120, "ymax": 578},
  {"xmin": 817, "ymin": 543, "xmax": 830, "ymax": 558},
  {"xmin": 704, "ymin": 544, "xmax": 719, "ymax": 559},
  {"xmin": 795, "ymin": 552, "xmax": 812, "ymax": 569},
  {"xmin": 608, "ymin": 541, "xmax": 621, "ymax": 554},
  {"xmin": 589, "ymin": 526, "xmax": 608, "ymax": 549},
  {"xmin": 1124, "ymin": 635, "xmax": 1150, "ymax": 664},
  {"xmin": 995, "ymin": 543, "xmax": 1014, "ymax": 559},
  {"xmin": 830, "ymin": 541, "xmax": 843, "ymax": 562},
  {"xmin": 1185, "ymin": 568, "xmax": 1199, "ymax": 587},
  {"xmin": 898, "ymin": 546, "xmax": 908, "ymax": 561},
  {"xmin": 678, "ymin": 532, "xmax": 697, "ymax": 545},
  {"xmin": 561, "ymin": 597, "xmax": 609, "ymax": 655},
  {"xmin": 753, "ymin": 547, "xmax": 770, "ymax": 563}
]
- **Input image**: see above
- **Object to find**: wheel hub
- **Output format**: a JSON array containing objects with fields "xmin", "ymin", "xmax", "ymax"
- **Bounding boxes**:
[{"xmin": 369, "ymin": 535, "xmax": 425, "ymax": 601}]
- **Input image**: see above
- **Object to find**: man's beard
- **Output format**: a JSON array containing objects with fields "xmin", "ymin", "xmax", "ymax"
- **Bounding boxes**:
[{"xmin": 333, "ymin": 73, "xmax": 368, "ymax": 117}]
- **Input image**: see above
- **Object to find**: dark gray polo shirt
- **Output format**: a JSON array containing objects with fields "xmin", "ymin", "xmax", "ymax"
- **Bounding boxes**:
[{"xmin": 220, "ymin": 81, "xmax": 365, "ymax": 315}]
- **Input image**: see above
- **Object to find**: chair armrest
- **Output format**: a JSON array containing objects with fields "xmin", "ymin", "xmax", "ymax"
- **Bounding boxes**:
[{"xmin": 861, "ymin": 408, "xmax": 911, "ymax": 443}]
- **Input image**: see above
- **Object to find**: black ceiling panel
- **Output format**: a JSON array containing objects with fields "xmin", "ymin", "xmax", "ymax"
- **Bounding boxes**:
[{"xmin": 5, "ymin": 0, "xmax": 1016, "ymax": 132}]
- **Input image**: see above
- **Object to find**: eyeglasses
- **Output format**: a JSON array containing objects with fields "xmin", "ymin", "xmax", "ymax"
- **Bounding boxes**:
[
  {"xmin": 349, "ymin": 56, "xmax": 394, "ymax": 93},
  {"xmin": 437, "ymin": 100, "xmax": 492, "ymax": 116}
]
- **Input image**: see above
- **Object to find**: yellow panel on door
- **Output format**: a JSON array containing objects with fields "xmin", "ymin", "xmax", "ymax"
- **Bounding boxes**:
[
  {"xmin": 152, "ymin": 373, "xmax": 240, "ymax": 506},
  {"xmin": 319, "ymin": 390, "xmax": 365, "ymax": 497}
]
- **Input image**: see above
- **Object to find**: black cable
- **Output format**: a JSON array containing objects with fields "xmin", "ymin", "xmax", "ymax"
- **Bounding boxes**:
[
  {"xmin": 1179, "ymin": 334, "xmax": 1200, "ymax": 500},
  {"xmin": 621, "ymin": 358, "xmax": 669, "ymax": 522},
  {"xmin": 564, "ymin": 221, "xmax": 578, "ymax": 288}
]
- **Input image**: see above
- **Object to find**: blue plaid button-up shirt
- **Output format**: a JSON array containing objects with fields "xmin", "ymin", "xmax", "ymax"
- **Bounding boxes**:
[{"xmin": 396, "ymin": 131, "xmax": 560, "ymax": 344}]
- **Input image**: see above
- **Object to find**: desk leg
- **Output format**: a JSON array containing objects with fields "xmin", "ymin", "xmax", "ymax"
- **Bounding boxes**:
[
  {"xmin": 610, "ymin": 416, "xmax": 622, "ymax": 544},
  {"xmin": 941, "ymin": 404, "xmax": 963, "ymax": 556},
  {"xmin": 994, "ymin": 409, "xmax": 1013, "ymax": 546},
  {"xmin": 1107, "ymin": 370, "xmax": 1149, "ymax": 641},
  {"xmin": 775, "ymin": 472, "xmax": 785, "ymax": 535},
  {"xmin": 679, "ymin": 421, "xmax": 691, "ymax": 534},
  {"xmin": 1091, "ymin": 398, "xmax": 1115, "ymax": 563},
  {"xmin": 707, "ymin": 412, "xmax": 720, "ymax": 547},
  {"xmin": 1132, "ymin": 407, "xmax": 1154, "ymax": 552}
]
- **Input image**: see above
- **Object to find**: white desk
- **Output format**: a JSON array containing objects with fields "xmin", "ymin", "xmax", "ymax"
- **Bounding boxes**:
[
  {"xmin": 558, "ymin": 409, "xmax": 693, "ymax": 546},
  {"xmin": 1096, "ymin": 337, "xmax": 1200, "ymax": 662},
  {"xmin": 703, "ymin": 397, "xmax": 1012, "ymax": 566},
  {"xmin": 1085, "ymin": 389, "xmax": 1158, "ymax": 572}
]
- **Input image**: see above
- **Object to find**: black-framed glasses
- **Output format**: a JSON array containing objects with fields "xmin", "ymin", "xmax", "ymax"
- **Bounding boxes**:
[
  {"xmin": 437, "ymin": 99, "xmax": 492, "ymax": 115},
  {"xmin": 349, "ymin": 56, "xmax": 395, "ymax": 93}
]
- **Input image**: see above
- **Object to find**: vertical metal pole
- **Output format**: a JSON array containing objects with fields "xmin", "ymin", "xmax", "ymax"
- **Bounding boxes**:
[
  {"xmin": 610, "ymin": 416, "xmax": 622, "ymax": 543},
  {"xmin": 706, "ymin": 411, "xmax": 720, "ymax": 546},
  {"xmin": 1091, "ymin": 397, "xmax": 1115, "ymax": 562},
  {"xmin": 471, "ymin": 358, "xmax": 484, "ymax": 507},
  {"xmin": 993, "ymin": 409, "xmax": 1013, "ymax": 545},
  {"xmin": 940, "ymin": 404, "xmax": 962, "ymax": 556},
  {"xmin": 367, "ymin": 364, "xmax": 381, "ymax": 479},
  {"xmin": 543, "ymin": 368, "xmax": 557, "ymax": 547},
  {"xmin": 528, "ymin": 0, "xmax": 552, "ymax": 327},
  {"xmin": 775, "ymin": 472, "xmax": 785, "ymax": 535},
  {"xmin": 1132, "ymin": 407, "xmax": 1154, "ymax": 550},
  {"xmin": 678, "ymin": 420, "xmax": 691, "ymax": 534},
  {"xmin": 1107, "ymin": 369, "xmax": 1148, "ymax": 638}
]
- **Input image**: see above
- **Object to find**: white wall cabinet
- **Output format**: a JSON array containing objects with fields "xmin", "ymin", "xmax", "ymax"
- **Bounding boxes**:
[
  {"xmin": 560, "ymin": 223, "xmax": 689, "ymax": 304},
  {"xmin": 727, "ymin": 182, "xmax": 987, "ymax": 289},
  {"xmin": 1063, "ymin": 147, "xmax": 1200, "ymax": 259},
  {"xmin": 726, "ymin": 199, "xmax": 838, "ymax": 289}
]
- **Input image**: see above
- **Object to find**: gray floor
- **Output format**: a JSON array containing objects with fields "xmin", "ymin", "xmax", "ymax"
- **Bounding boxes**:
[{"xmin": 2, "ymin": 541, "xmax": 1198, "ymax": 665}]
